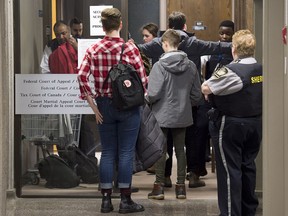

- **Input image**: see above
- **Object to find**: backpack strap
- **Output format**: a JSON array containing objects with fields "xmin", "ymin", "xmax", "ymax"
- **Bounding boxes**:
[
  {"xmin": 103, "ymin": 43, "xmax": 126, "ymax": 85},
  {"xmin": 119, "ymin": 43, "xmax": 125, "ymax": 63}
]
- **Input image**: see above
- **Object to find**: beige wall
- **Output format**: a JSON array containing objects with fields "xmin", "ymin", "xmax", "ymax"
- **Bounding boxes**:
[
  {"xmin": 1, "ymin": 0, "xmax": 288, "ymax": 215},
  {"xmin": 263, "ymin": 0, "xmax": 288, "ymax": 215},
  {"xmin": 0, "ymin": 0, "xmax": 15, "ymax": 215},
  {"xmin": 19, "ymin": 0, "xmax": 44, "ymax": 74}
]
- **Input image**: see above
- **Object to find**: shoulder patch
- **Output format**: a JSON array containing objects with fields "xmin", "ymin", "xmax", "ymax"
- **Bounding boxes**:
[{"xmin": 213, "ymin": 66, "xmax": 228, "ymax": 78}]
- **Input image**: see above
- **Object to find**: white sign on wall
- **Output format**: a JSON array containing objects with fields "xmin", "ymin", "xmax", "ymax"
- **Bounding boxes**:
[
  {"xmin": 77, "ymin": 38, "xmax": 101, "ymax": 68},
  {"xmin": 90, "ymin": 5, "xmax": 113, "ymax": 36},
  {"xmin": 15, "ymin": 74, "xmax": 94, "ymax": 114}
]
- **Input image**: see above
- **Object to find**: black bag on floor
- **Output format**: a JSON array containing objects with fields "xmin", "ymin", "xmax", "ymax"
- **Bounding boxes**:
[
  {"xmin": 38, "ymin": 154, "xmax": 80, "ymax": 188},
  {"xmin": 60, "ymin": 144, "xmax": 99, "ymax": 184}
]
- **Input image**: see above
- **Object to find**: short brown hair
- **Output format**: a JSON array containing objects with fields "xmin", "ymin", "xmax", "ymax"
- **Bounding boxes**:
[
  {"xmin": 101, "ymin": 8, "xmax": 121, "ymax": 33},
  {"xmin": 232, "ymin": 29, "xmax": 256, "ymax": 58},
  {"xmin": 168, "ymin": 11, "xmax": 186, "ymax": 30},
  {"xmin": 161, "ymin": 29, "xmax": 181, "ymax": 48}
]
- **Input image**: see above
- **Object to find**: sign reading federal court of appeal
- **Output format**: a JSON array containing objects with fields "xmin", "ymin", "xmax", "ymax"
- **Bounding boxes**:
[
  {"xmin": 90, "ymin": 5, "xmax": 113, "ymax": 36},
  {"xmin": 15, "ymin": 74, "xmax": 94, "ymax": 114}
]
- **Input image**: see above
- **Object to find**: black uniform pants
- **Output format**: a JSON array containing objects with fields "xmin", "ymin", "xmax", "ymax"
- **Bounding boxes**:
[
  {"xmin": 209, "ymin": 115, "xmax": 262, "ymax": 216},
  {"xmin": 186, "ymin": 105, "xmax": 210, "ymax": 175}
]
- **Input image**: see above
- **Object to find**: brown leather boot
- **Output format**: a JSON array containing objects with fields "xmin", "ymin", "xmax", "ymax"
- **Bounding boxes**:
[
  {"xmin": 175, "ymin": 184, "xmax": 186, "ymax": 199},
  {"xmin": 188, "ymin": 172, "xmax": 206, "ymax": 188},
  {"xmin": 148, "ymin": 183, "xmax": 164, "ymax": 200}
]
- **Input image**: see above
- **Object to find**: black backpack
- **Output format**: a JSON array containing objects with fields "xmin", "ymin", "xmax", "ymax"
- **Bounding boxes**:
[
  {"xmin": 105, "ymin": 43, "xmax": 145, "ymax": 111},
  {"xmin": 38, "ymin": 154, "xmax": 80, "ymax": 188},
  {"xmin": 60, "ymin": 144, "xmax": 99, "ymax": 184}
]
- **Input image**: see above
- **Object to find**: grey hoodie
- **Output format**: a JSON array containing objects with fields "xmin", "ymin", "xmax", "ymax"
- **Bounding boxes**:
[{"xmin": 147, "ymin": 50, "xmax": 203, "ymax": 128}]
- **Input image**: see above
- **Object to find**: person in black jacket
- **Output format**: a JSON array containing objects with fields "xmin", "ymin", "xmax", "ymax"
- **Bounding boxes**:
[
  {"xmin": 185, "ymin": 20, "xmax": 235, "ymax": 188},
  {"xmin": 138, "ymin": 11, "xmax": 231, "ymax": 73},
  {"xmin": 201, "ymin": 29, "xmax": 262, "ymax": 216}
]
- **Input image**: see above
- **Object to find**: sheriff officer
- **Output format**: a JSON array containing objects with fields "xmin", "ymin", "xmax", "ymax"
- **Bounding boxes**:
[{"xmin": 201, "ymin": 29, "xmax": 262, "ymax": 216}]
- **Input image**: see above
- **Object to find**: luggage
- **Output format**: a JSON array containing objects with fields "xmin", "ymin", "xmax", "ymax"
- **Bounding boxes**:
[
  {"xmin": 38, "ymin": 154, "xmax": 80, "ymax": 188},
  {"xmin": 60, "ymin": 144, "xmax": 99, "ymax": 184}
]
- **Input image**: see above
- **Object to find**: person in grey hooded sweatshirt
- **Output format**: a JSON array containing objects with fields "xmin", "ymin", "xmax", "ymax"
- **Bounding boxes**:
[{"xmin": 146, "ymin": 29, "xmax": 203, "ymax": 200}]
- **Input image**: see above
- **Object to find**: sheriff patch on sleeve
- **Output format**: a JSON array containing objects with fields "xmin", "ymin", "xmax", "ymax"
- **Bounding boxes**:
[{"xmin": 213, "ymin": 66, "xmax": 228, "ymax": 78}]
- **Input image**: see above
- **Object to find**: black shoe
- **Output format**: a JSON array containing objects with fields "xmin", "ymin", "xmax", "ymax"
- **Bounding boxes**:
[
  {"xmin": 131, "ymin": 186, "xmax": 139, "ymax": 193},
  {"xmin": 199, "ymin": 169, "xmax": 208, "ymax": 177},
  {"xmin": 101, "ymin": 194, "xmax": 114, "ymax": 213},
  {"xmin": 188, "ymin": 172, "xmax": 206, "ymax": 188},
  {"xmin": 119, "ymin": 194, "xmax": 145, "ymax": 214},
  {"xmin": 186, "ymin": 169, "xmax": 208, "ymax": 180},
  {"xmin": 205, "ymin": 156, "xmax": 211, "ymax": 162}
]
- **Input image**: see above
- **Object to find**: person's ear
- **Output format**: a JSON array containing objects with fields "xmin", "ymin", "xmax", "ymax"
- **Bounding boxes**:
[
  {"xmin": 232, "ymin": 46, "xmax": 238, "ymax": 60},
  {"xmin": 119, "ymin": 21, "xmax": 123, "ymax": 31},
  {"xmin": 183, "ymin": 24, "xmax": 187, "ymax": 31}
]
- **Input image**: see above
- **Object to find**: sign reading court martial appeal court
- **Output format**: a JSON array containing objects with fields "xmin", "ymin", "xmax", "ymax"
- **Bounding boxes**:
[
  {"xmin": 90, "ymin": 5, "xmax": 113, "ymax": 36},
  {"xmin": 15, "ymin": 74, "xmax": 94, "ymax": 114}
]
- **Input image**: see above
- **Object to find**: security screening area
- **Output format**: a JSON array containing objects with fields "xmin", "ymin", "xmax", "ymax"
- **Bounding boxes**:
[{"xmin": 0, "ymin": 0, "xmax": 288, "ymax": 215}]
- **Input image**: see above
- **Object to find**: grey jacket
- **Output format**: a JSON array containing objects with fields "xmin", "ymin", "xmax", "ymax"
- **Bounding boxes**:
[{"xmin": 147, "ymin": 50, "xmax": 203, "ymax": 128}]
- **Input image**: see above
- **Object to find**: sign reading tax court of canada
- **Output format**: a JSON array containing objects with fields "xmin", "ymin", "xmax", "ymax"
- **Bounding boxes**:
[{"xmin": 15, "ymin": 74, "xmax": 94, "ymax": 114}]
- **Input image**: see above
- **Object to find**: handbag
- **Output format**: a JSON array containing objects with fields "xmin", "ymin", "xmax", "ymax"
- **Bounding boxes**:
[{"xmin": 133, "ymin": 104, "xmax": 166, "ymax": 173}]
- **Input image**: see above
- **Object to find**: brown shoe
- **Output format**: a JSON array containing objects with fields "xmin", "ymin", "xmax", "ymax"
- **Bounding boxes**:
[
  {"xmin": 188, "ymin": 172, "xmax": 206, "ymax": 188},
  {"xmin": 175, "ymin": 184, "xmax": 186, "ymax": 199},
  {"xmin": 148, "ymin": 183, "xmax": 164, "ymax": 200}
]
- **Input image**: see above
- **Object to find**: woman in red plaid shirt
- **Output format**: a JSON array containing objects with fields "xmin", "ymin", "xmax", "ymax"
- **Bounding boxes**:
[{"xmin": 78, "ymin": 8, "xmax": 147, "ymax": 214}]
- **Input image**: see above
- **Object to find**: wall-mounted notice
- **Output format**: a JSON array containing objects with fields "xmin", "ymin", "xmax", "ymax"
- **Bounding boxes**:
[
  {"xmin": 15, "ymin": 74, "xmax": 94, "ymax": 114},
  {"xmin": 78, "ymin": 38, "xmax": 101, "ymax": 68},
  {"xmin": 90, "ymin": 5, "xmax": 113, "ymax": 36}
]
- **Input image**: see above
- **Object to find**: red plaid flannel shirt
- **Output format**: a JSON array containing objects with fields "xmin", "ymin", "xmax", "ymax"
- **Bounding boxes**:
[{"xmin": 78, "ymin": 36, "xmax": 148, "ymax": 100}]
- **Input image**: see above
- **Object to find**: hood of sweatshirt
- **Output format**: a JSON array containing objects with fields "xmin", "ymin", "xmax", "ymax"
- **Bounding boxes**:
[{"xmin": 158, "ymin": 50, "xmax": 190, "ymax": 74}]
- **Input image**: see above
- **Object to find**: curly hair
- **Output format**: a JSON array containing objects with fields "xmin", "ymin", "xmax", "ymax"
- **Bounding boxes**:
[{"xmin": 232, "ymin": 30, "xmax": 256, "ymax": 58}]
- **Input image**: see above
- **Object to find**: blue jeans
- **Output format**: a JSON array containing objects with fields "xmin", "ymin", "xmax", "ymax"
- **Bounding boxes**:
[{"xmin": 96, "ymin": 97, "xmax": 141, "ymax": 189}]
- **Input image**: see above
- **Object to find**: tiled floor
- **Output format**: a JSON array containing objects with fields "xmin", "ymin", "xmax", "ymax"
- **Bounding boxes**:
[
  {"xmin": 18, "ymin": 156, "xmax": 262, "ymax": 216},
  {"xmin": 21, "ymin": 153, "xmax": 218, "ymax": 199},
  {"xmin": 131, "ymin": 162, "xmax": 218, "ymax": 201}
]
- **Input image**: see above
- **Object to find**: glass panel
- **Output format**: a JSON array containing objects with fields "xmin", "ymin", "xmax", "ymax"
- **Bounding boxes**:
[{"xmin": 16, "ymin": 0, "xmax": 123, "ymax": 198}]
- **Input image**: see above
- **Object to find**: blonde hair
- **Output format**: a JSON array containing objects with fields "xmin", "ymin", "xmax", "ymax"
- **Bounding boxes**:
[{"xmin": 232, "ymin": 29, "xmax": 256, "ymax": 58}]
